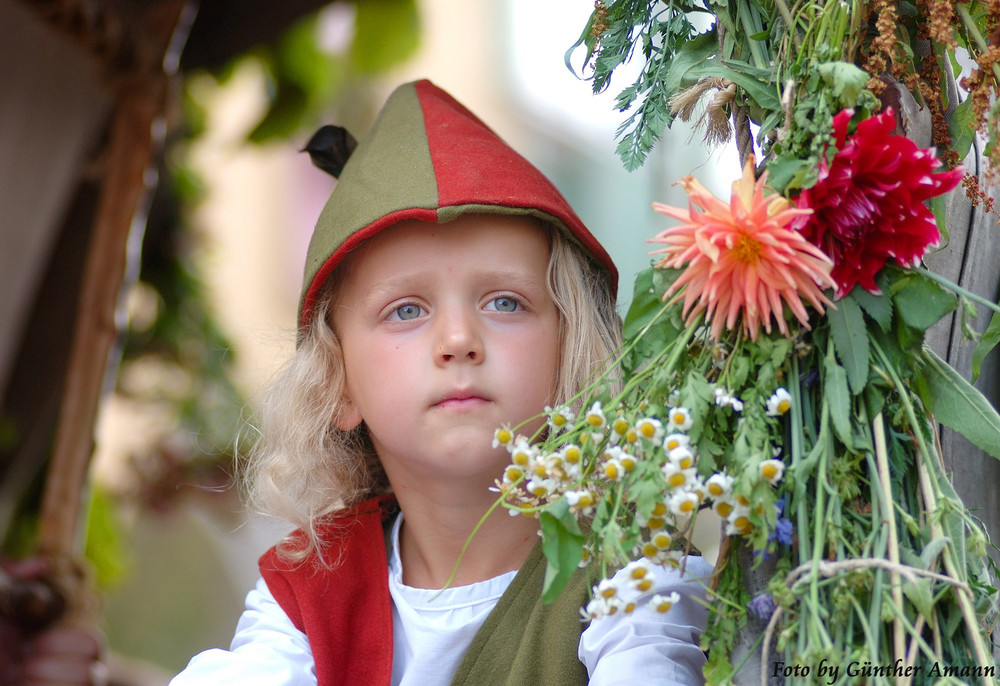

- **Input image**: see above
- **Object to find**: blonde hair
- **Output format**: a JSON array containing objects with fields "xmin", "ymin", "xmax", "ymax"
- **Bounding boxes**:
[{"xmin": 241, "ymin": 222, "xmax": 621, "ymax": 562}]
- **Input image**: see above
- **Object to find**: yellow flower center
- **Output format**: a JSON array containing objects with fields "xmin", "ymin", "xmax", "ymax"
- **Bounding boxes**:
[
  {"xmin": 652, "ymin": 502, "xmax": 667, "ymax": 517},
  {"xmin": 504, "ymin": 466, "xmax": 524, "ymax": 482},
  {"xmin": 778, "ymin": 399, "xmax": 790, "ymax": 414},
  {"xmin": 653, "ymin": 532, "xmax": 672, "ymax": 549},
  {"xmin": 641, "ymin": 542, "xmax": 660, "ymax": 558},
  {"xmin": 716, "ymin": 502, "xmax": 733, "ymax": 517},
  {"xmin": 587, "ymin": 413, "xmax": 604, "ymax": 428},
  {"xmin": 668, "ymin": 473, "xmax": 687, "ymax": 488},
  {"xmin": 708, "ymin": 483, "xmax": 724, "ymax": 496},
  {"xmin": 613, "ymin": 418, "xmax": 630, "ymax": 435},
  {"xmin": 733, "ymin": 233, "xmax": 762, "ymax": 264},
  {"xmin": 640, "ymin": 422, "xmax": 657, "ymax": 438},
  {"xmin": 679, "ymin": 499, "xmax": 696, "ymax": 513},
  {"xmin": 496, "ymin": 429, "xmax": 512, "ymax": 444},
  {"xmin": 761, "ymin": 462, "xmax": 780, "ymax": 480},
  {"xmin": 646, "ymin": 516, "xmax": 665, "ymax": 530},
  {"xmin": 635, "ymin": 578, "xmax": 653, "ymax": 592}
]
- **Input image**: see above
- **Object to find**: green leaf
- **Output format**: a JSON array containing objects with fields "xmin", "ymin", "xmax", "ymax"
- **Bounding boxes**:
[
  {"xmin": 851, "ymin": 286, "xmax": 892, "ymax": 333},
  {"xmin": 902, "ymin": 577, "xmax": 936, "ymax": 619},
  {"xmin": 891, "ymin": 270, "xmax": 957, "ymax": 332},
  {"xmin": 824, "ymin": 355, "xmax": 854, "ymax": 447},
  {"xmin": 539, "ymin": 500, "xmax": 585, "ymax": 603},
  {"xmin": 971, "ymin": 310, "xmax": 1000, "ymax": 382},
  {"xmin": 827, "ymin": 294, "xmax": 870, "ymax": 395},
  {"xmin": 919, "ymin": 348, "xmax": 1000, "ymax": 459},
  {"xmin": 948, "ymin": 97, "xmax": 977, "ymax": 164},
  {"xmin": 816, "ymin": 61, "xmax": 870, "ymax": 106}
]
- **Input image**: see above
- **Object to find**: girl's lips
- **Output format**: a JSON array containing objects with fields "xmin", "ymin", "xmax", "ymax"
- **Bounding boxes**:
[{"xmin": 433, "ymin": 394, "xmax": 490, "ymax": 411}]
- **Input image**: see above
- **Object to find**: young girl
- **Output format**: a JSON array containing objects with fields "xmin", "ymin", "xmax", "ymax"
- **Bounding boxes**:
[{"xmin": 171, "ymin": 80, "xmax": 711, "ymax": 686}]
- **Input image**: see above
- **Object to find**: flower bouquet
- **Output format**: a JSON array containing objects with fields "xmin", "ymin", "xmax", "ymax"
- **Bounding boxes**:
[{"xmin": 489, "ymin": 0, "xmax": 1000, "ymax": 683}]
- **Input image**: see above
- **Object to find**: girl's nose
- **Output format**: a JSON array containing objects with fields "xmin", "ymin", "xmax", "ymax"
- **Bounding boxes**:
[{"xmin": 435, "ymin": 309, "xmax": 484, "ymax": 365}]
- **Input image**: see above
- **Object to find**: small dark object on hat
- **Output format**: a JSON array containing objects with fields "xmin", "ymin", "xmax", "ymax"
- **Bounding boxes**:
[{"xmin": 303, "ymin": 125, "xmax": 358, "ymax": 179}]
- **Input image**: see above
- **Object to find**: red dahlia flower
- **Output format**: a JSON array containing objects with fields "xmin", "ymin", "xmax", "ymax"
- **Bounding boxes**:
[{"xmin": 792, "ymin": 109, "xmax": 963, "ymax": 296}]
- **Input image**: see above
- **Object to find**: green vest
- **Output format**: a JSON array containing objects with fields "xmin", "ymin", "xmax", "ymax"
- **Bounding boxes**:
[{"xmin": 451, "ymin": 542, "xmax": 592, "ymax": 685}]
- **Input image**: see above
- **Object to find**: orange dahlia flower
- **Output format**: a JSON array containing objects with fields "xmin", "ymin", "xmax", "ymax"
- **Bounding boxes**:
[{"xmin": 650, "ymin": 158, "xmax": 836, "ymax": 341}]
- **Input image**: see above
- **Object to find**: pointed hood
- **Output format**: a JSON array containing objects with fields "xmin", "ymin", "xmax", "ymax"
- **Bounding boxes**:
[{"xmin": 299, "ymin": 79, "xmax": 617, "ymax": 328}]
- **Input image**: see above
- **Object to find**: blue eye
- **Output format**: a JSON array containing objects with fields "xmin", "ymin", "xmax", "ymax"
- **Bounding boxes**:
[
  {"xmin": 394, "ymin": 303, "xmax": 423, "ymax": 320},
  {"xmin": 491, "ymin": 297, "xmax": 520, "ymax": 313}
]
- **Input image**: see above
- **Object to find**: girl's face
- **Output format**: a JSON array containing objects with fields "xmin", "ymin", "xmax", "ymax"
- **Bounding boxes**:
[{"xmin": 331, "ymin": 215, "xmax": 561, "ymax": 490}]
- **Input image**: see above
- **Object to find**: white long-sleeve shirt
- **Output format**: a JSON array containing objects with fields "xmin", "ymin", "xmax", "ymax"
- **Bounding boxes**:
[{"xmin": 171, "ymin": 516, "xmax": 711, "ymax": 685}]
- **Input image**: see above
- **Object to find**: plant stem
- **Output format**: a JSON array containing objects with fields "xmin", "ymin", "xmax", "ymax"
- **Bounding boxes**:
[
  {"xmin": 871, "ymin": 338, "xmax": 996, "ymax": 683},
  {"xmin": 872, "ymin": 411, "xmax": 907, "ymax": 663},
  {"xmin": 956, "ymin": 3, "xmax": 1000, "ymax": 86}
]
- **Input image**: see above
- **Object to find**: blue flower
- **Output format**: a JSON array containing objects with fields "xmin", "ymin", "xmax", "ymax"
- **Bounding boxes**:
[
  {"xmin": 773, "ymin": 517, "xmax": 794, "ymax": 546},
  {"xmin": 747, "ymin": 592, "xmax": 777, "ymax": 621}
]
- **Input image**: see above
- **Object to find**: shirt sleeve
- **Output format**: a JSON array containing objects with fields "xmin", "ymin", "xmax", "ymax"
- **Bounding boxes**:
[
  {"xmin": 169, "ymin": 578, "xmax": 317, "ymax": 686},
  {"xmin": 579, "ymin": 556, "xmax": 712, "ymax": 686}
]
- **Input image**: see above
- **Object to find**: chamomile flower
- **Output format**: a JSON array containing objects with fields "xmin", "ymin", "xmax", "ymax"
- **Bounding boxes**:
[
  {"xmin": 624, "ymin": 559, "xmax": 654, "ymax": 592},
  {"xmin": 566, "ymin": 489, "xmax": 597, "ymax": 515},
  {"xmin": 509, "ymin": 436, "xmax": 535, "ymax": 467},
  {"xmin": 759, "ymin": 458, "xmax": 785, "ymax": 485},
  {"xmin": 603, "ymin": 458, "xmax": 626, "ymax": 481},
  {"xmin": 766, "ymin": 387, "xmax": 792, "ymax": 416},
  {"xmin": 609, "ymin": 415, "xmax": 631, "ymax": 444},
  {"xmin": 585, "ymin": 401, "xmax": 607, "ymax": 430},
  {"xmin": 618, "ymin": 450, "xmax": 638, "ymax": 473},
  {"xmin": 651, "ymin": 591, "xmax": 681, "ymax": 613},
  {"xmin": 667, "ymin": 490, "xmax": 700, "ymax": 516},
  {"xmin": 714, "ymin": 499, "xmax": 735, "ymax": 518},
  {"xmin": 705, "ymin": 472, "xmax": 734, "ymax": 499},
  {"xmin": 526, "ymin": 477, "xmax": 556, "ymax": 499},
  {"xmin": 667, "ymin": 445, "xmax": 696, "ymax": 470},
  {"xmin": 582, "ymin": 596, "xmax": 619, "ymax": 621},
  {"xmin": 634, "ymin": 417, "xmax": 664, "ymax": 442},
  {"xmin": 713, "ymin": 387, "xmax": 744, "ymax": 412},
  {"xmin": 726, "ymin": 505, "xmax": 754, "ymax": 535},
  {"xmin": 650, "ymin": 530, "xmax": 673, "ymax": 550},
  {"xmin": 561, "ymin": 444, "xmax": 583, "ymax": 466},
  {"xmin": 667, "ymin": 406, "xmax": 693, "ymax": 431},
  {"xmin": 662, "ymin": 432, "xmax": 690, "ymax": 453},
  {"xmin": 595, "ymin": 578, "xmax": 619, "ymax": 600},
  {"xmin": 544, "ymin": 405, "xmax": 575, "ymax": 433},
  {"xmin": 502, "ymin": 464, "xmax": 525, "ymax": 484},
  {"xmin": 662, "ymin": 462, "xmax": 696, "ymax": 489},
  {"xmin": 492, "ymin": 426, "xmax": 514, "ymax": 449}
]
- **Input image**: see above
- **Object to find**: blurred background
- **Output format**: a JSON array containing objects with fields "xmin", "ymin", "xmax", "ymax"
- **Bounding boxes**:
[{"xmin": 1, "ymin": 0, "xmax": 739, "ymax": 681}]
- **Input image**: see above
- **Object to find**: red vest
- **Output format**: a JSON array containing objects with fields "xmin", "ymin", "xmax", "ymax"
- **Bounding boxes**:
[{"xmin": 259, "ymin": 496, "xmax": 397, "ymax": 686}]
